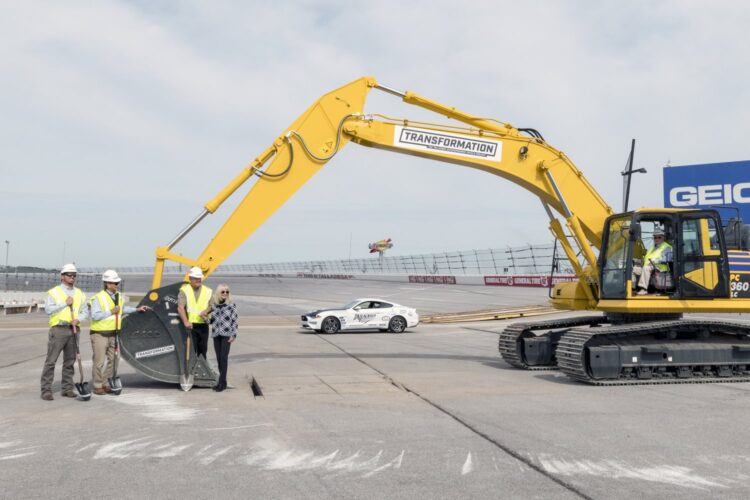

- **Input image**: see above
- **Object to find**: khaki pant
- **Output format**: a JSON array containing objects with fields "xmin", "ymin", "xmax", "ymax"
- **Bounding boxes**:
[
  {"xmin": 632, "ymin": 262, "xmax": 656, "ymax": 290},
  {"xmin": 41, "ymin": 326, "xmax": 77, "ymax": 395},
  {"xmin": 90, "ymin": 330, "xmax": 115, "ymax": 389}
]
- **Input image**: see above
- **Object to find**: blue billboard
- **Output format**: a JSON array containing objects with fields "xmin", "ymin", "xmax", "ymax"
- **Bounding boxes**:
[{"xmin": 663, "ymin": 160, "xmax": 750, "ymax": 224}]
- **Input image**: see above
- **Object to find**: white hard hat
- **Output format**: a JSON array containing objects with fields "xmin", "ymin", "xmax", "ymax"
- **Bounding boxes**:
[
  {"xmin": 188, "ymin": 267, "xmax": 204, "ymax": 279},
  {"xmin": 61, "ymin": 263, "xmax": 77, "ymax": 274},
  {"xmin": 102, "ymin": 269, "xmax": 121, "ymax": 283}
]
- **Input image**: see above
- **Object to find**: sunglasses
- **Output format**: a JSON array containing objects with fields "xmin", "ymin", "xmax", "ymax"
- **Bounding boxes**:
[
  {"xmin": 63, "ymin": 273, "xmax": 77, "ymax": 277},
  {"xmin": 220, "ymin": 290, "xmax": 230, "ymax": 294}
]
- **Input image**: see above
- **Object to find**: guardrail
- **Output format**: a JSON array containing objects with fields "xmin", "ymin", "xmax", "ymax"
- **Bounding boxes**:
[{"xmin": 0, "ymin": 302, "xmax": 39, "ymax": 315}]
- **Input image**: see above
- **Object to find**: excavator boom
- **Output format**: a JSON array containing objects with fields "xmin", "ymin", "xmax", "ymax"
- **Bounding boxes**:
[{"xmin": 152, "ymin": 76, "xmax": 615, "ymax": 310}]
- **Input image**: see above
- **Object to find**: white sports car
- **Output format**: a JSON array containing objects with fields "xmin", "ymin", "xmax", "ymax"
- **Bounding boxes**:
[{"xmin": 301, "ymin": 298, "xmax": 420, "ymax": 334}]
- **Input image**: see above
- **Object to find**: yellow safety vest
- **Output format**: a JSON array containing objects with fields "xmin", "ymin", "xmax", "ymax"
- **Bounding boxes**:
[
  {"xmin": 48, "ymin": 286, "xmax": 85, "ymax": 327},
  {"xmin": 645, "ymin": 242, "xmax": 672, "ymax": 272},
  {"xmin": 90, "ymin": 290, "xmax": 124, "ymax": 332},
  {"xmin": 180, "ymin": 283, "xmax": 212, "ymax": 324}
]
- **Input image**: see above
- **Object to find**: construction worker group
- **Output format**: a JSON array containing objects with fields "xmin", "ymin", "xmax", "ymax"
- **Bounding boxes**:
[
  {"xmin": 41, "ymin": 264, "xmax": 235, "ymax": 400},
  {"xmin": 41, "ymin": 264, "xmax": 150, "ymax": 400}
]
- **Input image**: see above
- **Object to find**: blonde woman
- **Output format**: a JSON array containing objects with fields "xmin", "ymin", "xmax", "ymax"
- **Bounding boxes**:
[{"xmin": 208, "ymin": 285, "xmax": 237, "ymax": 392}]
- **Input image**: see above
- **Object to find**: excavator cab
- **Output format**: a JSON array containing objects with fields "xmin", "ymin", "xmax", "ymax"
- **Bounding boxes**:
[{"xmin": 599, "ymin": 209, "xmax": 731, "ymax": 300}]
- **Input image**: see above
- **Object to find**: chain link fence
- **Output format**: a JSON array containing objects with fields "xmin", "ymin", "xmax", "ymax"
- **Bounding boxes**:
[
  {"xmin": 0, "ymin": 272, "xmax": 105, "ymax": 294},
  {"xmin": 1, "ymin": 243, "xmax": 582, "ymax": 292},
  {"xmin": 76, "ymin": 242, "xmax": 578, "ymax": 277}
]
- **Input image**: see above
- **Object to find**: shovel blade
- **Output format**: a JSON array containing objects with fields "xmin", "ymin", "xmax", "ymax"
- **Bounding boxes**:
[
  {"xmin": 76, "ymin": 382, "xmax": 91, "ymax": 401},
  {"xmin": 108, "ymin": 376, "xmax": 123, "ymax": 396},
  {"xmin": 180, "ymin": 374, "xmax": 194, "ymax": 392}
]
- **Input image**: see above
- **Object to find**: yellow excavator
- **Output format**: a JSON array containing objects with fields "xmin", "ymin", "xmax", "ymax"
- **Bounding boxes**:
[{"xmin": 121, "ymin": 76, "xmax": 750, "ymax": 387}]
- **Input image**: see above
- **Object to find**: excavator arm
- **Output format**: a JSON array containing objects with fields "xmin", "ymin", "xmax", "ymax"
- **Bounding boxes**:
[
  {"xmin": 129, "ymin": 76, "xmax": 750, "ymax": 388},
  {"xmin": 153, "ymin": 76, "xmax": 378, "ymax": 288},
  {"xmin": 152, "ymin": 76, "xmax": 615, "ymax": 308}
]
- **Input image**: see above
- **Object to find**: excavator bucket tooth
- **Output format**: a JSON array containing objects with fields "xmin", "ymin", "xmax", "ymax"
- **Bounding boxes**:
[{"xmin": 120, "ymin": 282, "xmax": 218, "ymax": 388}]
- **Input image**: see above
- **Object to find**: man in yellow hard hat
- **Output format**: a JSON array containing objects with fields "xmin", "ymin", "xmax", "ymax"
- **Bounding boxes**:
[
  {"xmin": 41, "ymin": 263, "xmax": 88, "ymax": 401},
  {"xmin": 177, "ymin": 267, "xmax": 213, "ymax": 360},
  {"xmin": 89, "ymin": 269, "xmax": 150, "ymax": 395}
]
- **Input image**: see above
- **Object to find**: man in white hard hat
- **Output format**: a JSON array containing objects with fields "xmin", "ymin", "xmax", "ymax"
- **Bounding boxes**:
[
  {"xmin": 177, "ymin": 267, "xmax": 213, "ymax": 360},
  {"xmin": 89, "ymin": 270, "xmax": 150, "ymax": 395},
  {"xmin": 632, "ymin": 228, "xmax": 673, "ymax": 295},
  {"xmin": 41, "ymin": 264, "xmax": 88, "ymax": 401}
]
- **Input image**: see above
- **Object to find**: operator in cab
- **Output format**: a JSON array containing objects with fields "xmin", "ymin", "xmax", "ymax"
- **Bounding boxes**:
[
  {"xmin": 177, "ymin": 267, "xmax": 213, "ymax": 359},
  {"xmin": 632, "ymin": 228, "xmax": 673, "ymax": 295}
]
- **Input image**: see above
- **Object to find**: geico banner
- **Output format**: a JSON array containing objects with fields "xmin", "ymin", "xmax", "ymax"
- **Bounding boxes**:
[{"xmin": 663, "ymin": 160, "xmax": 750, "ymax": 222}]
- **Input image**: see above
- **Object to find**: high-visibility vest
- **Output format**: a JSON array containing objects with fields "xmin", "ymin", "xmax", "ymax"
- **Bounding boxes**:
[
  {"xmin": 90, "ymin": 290, "xmax": 124, "ymax": 332},
  {"xmin": 645, "ymin": 242, "xmax": 672, "ymax": 272},
  {"xmin": 180, "ymin": 283, "xmax": 212, "ymax": 324},
  {"xmin": 48, "ymin": 286, "xmax": 85, "ymax": 327}
]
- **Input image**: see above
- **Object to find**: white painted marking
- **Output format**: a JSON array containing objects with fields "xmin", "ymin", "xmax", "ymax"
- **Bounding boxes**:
[
  {"xmin": 362, "ymin": 450, "xmax": 405, "ymax": 478},
  {"xmin": 0, "ymin": 441, "xmax": 38, "ymax": 461},
  {"xmin": 93, "ymin": 437, "xmax": 157, "ymax": 459},
  {"xmin": 109, "ymin": 392, "xmax": 199, "ymax": 422},
  {"xmin": 539, "ymin": 454, "xmax": 726, "ymax": 489},
  {"xmin": 238, "ymin": 438, "xmax": 403, "ymax": 477},
  {"xmin": 151, "ymin": 443, "xmax": 192, "ymax": 458},
  {"xmin": 462, "ymin": 452, "xmax": 474, "ymax": 475},
  {"xmin": 75, "ymin": 443, "xmax": 98, "ymax": 453},
  {"xmin": 206, "ymin": 424, "xmax": 273, "ymax": 431},
  {"xmin": 199, "ymin": 445, "xmax": 235, "ymax": 465},
  {"xmin": 0, "ymin": 452, "xmax": 37, "ymax": 461}
]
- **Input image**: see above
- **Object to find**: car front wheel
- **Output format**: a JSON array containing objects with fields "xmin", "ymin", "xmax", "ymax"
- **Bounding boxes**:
[
  {"xmin": 321, "ymin": 316, "xmax": 341, "ymax": 334},
  {"xmin": 388, "ymin": 316, "xmax": 406, "ymax": 333}
]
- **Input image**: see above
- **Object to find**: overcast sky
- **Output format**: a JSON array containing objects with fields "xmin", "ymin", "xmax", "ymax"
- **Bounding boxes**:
[{"xmin": 2, "ymin": 0, "xmax": 750, "ymax": 269}]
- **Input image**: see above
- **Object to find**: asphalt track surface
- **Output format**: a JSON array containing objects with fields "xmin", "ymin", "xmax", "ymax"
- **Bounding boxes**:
[{"xmin": 2, "ymin": 276, "xmax": 750, "ymax": 499}]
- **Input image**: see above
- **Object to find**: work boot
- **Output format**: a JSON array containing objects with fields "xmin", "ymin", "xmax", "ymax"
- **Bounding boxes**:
[
  {"xmin": 41, "ymin": 392, "xmax": 53, "ymax": 401},
  {"xmin": 93, "ymin": 387, "xmax": 107, "ymax": 396},
  {"xmin": 62, "ymin": 391, "xmax": 77, "ymax": 398}
]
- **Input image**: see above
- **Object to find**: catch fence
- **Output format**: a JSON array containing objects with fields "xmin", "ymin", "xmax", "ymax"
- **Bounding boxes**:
[
  {"xmin": 81, "ymin": 243, "xmax": 577, "ymax": 276},
  {"xmin": 3, "ymin": 243, "xmax": 581, "ymax": 292}
]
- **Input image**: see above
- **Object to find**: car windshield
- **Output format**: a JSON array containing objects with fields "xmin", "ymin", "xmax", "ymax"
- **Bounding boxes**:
[{"xmin": 341, "ymin": 300, "xmax": 362, "ymax": 310}]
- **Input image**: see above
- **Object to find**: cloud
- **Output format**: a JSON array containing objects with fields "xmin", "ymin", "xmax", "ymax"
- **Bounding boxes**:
[{"xmin": 2, "ymin": 1, "xmax": 749, "ymax": 267}]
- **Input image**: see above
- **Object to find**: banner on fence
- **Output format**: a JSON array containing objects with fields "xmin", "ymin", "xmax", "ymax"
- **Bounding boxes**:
[
  {"xmin": 408, "ymin": 275, "xmax": 457, "ymax": 284},
  {"xmin": 296, "ymin": 273, "xmax": 354, "ymax": 280},
  {"xmin": 484, "ymin": 275, "xmax": 577, "ymax": 287}
]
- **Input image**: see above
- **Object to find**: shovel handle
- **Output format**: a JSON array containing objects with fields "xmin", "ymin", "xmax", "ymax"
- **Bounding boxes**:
[{"xmin": 68, "ymin": 303, "xmax": 77, "ymax": 335}]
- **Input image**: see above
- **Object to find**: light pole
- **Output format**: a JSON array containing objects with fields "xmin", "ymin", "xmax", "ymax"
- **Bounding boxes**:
[{"xmin": 3, "ymin": 240, "xmax": 8, "ymax": 292}]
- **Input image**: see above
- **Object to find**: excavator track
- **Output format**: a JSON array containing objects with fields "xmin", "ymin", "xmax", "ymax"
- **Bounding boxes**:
[
  {"xmin": 498, "ymin": 316, "xmax": 606, "ymax": 370},
  {"xmin": 557, "ymin": 319, "xmax": 750, "ymax": 385}
]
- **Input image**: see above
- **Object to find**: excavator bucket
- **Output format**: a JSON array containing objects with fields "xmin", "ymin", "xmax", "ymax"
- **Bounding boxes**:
[{"xmin": 120, "ymin": 282, "xmax": 217, "ymax": 388}]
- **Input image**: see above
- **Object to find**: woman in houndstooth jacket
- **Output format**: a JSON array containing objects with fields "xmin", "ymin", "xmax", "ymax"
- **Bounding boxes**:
[{"xmin": 209, "ymin": 284, "xmax": 238, "ymax": 392}]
